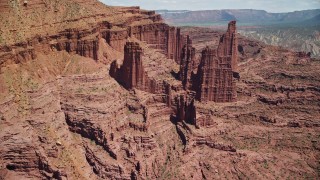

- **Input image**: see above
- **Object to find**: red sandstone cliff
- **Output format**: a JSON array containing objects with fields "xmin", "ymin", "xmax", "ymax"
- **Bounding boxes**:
[
  {"xmin": 217, "ymin": 20, "xmax": 238, "ymax": 74},
  {"xmin": 179, "ymin": 36, "xmax": 195, "ymax": 90},
  {"xmin": 0, "ymin": 1, "xmax": 185, "ymax": 67},
  {"xmin": 2, "ymin": 0, "xmax": 319, "ymax": 179},
  {"xmin": 175, "ymin": 92, "xmax": 197, "ymax": 125},
  {"xmin": 191, "ymin": 21, "xmax": 238, "ymax": 102},
  {"xmin": 130, "ymin": 24, "xmax": 184, "ymax": 63},
  {"xmin": 110, "ymin": 42, "xmax": 149, "ymax": 91},
  {"xmin": 195, "ymin": 47, "xmax": 236, "ymax": 102}
]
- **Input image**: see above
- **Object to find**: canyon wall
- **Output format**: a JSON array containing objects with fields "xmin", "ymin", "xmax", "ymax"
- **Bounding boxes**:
[
  {"xmin": 110, "ymin": 21, "xmax": 239, "ymax": 125},
  {"xmin": 0, "ymin": 0, "xmax": 238, "ymax": 133},
  {"xmin": 104, "ymin": 29, "xmax": 128, "ymax": 52},
  {"xmin": 130, "ymin": 23, "xmax": 185, "ymax": 63},
  {"xmin": 170, "ymin": 21, "xmax": 238, "ymax": 103},
  {"xmin": 0, "ymin": 23, "xmax": 186, "ymax": 65},
  {"xmin": 1, "ymin": 1, "xmax": 320, "ymax": 179},
  {"xmin": 0, "ymin": 3, "xmax": 186, "ymax": 66}
]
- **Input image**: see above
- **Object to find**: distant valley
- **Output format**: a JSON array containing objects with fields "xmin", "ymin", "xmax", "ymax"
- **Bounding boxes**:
[{"xmin": 157, "ymin": 9, "xmax": 320, "ymax": 57}]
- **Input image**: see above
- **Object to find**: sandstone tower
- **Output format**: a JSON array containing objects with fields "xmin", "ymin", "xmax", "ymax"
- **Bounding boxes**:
[
  {"xmin": 217, "ymin": 20, "xmax": 238, "ymax": 74},
  {"xmin": 179, "ymin": 36, "xmax": 195, "ymax": 90},
  {"xmin": 195, "ymin": 21, "xmax": 238, "ymax": 102},
  {"xmin": 121, "ymin": 42, "xmax": 146, "ymax": 90},
  {"xmin": 110, "ymin": 42, "xmax": 149, "ymax": 91}
]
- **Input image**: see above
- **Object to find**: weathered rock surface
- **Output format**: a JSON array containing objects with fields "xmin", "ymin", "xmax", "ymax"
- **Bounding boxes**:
[
  {"xmin": 217, "ymin": 21, "xmax": 238, "ymax": 73},
  {"xmin": 179, "ymin": 36, "xmax": 195, "ymax": 90},
  {"xmin": 189, "ymin": 21, "xmax": 238, "ymax": 102},
  {"xmin": 0, "ymin": 0, "xmax": 320, "ymax": 180},
  {"xmin": 175, "ymin": 92, "xmax": 197, "ymax": 125},
  {"xmin": 195, "ymin": 46, "xmax": 237, "ymax": 102},
  {"xmin": 130, "ymin": 24, "xmax": 185, "ymax": 63},
  {"xmin": 110, "ymin": 42, "xmax": 149, "ymax": 91},
  {"xmin": 0, "ymin": 0, "xmax": 186, "ymax": 67}
]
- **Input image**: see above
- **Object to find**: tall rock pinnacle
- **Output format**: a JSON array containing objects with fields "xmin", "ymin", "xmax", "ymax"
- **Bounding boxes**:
[
  {"xmin": 195, "ymin": 21, "xmax": 238, "ymax": 102},
  {"xmin": 110, "ymin": 42, "xmax": 149, "ymax": 91},
  {"xmin": 217, "ymin": 20, "xmax": 238, "ymax": 74},
  {"xmin": 121, "ymin": 42, "xmax": 147, "ymax": 90},
  {"xmin": 179, "ymin": 36, "xmax": 195, "ymax": 90}
]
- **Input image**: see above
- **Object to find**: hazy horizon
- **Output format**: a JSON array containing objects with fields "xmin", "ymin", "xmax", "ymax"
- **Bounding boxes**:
[
  {"xmin": 155, "ymin": 8, "xmax": 320, "ymax": 13},
  {"xmin": 101, "ymin": 0, "xmax": 320, "ymax": 13}
]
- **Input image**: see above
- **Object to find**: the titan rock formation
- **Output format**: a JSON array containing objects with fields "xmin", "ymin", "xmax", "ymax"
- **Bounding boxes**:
[
  {"xmin": 217, "ymin": 21, "xmax": 238, "ymax": 74},
  {"xmin": 1, "ymin": 0, "xmax": 320, "ymax": 179},
  {"xmin": 195, "ymin": 47, "xmax": 236, "ymax": 102},
  {"xmin": 196, "ymin": 21, "xmax": 237, "ymax": 102}
]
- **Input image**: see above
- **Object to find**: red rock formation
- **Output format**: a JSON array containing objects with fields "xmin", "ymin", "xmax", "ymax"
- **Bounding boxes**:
[
  {"xmin": 122, "ymin": 42, "xmax": 147, "ymax": 90},
  {"xmin": 129, "ymin": 24, "xmax": 184, "ymax": 63},
  {"xmin": 194, "ymin": 21, "xmax": 238, "ymax": 102},
  {"xmin": 179, "ymin": 36, "xmax": 195, "ymax": 90},
  {"xmin": 110, "ymin": 42, "xmax": 149, "ymax": 91},
  {"xmin": 166, "ymin": 84, "xmax": 172, "ymax": 107},
  {"xmin": 0, "ymin": 1, "xmax": 10, "ymax": 11},
  {"xmin": 195, "ymin": 116, "xmax": 215, "ymax": 128},
  {"xmin": 52, "ymin": 28, "xmax": 101, "ymax": 60},
  {"xmin": 54, "ymin": 38, "xmax": 99, "ymax": 60},
  {"xmin": 0, "ymin": 2, "xmax": 186, "ymax": 65},
  {"xmin": 192, "ymin": 136, "xmax": 236, "ymax": 152},
  {"xmin": 0, "ymin": 28, "xmax": 101, "ymax": 65},
  {"xmin": 84, "ymin": 145, "xmax": 131, "ymax": 179},
  {"xmin": 175, "ymin": 92, "xmax": 196, "ymax": 125},
  {"xmin": 196, "ymin": 46, "xmax": 236, "ymax": 102},
  {"xmin": 217, "ymin": 20, "xmax": 238, "ymax": 74},
  {"xmin": 76, "ymin": 40, "xmax": 99, "ymax": 60},
  {"xmin": 105, "ymin": 29, "xmax": 128, "ymax": 52}
]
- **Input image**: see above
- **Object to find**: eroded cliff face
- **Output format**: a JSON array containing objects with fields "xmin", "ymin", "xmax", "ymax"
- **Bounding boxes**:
[
  {"xmin": 0, "ymin": 1, "xmax": 197, "ymax": 179},
  {"xmin": 1, "ymin": 0, "xmax": 320, "ymax": 180},
  {"xmin": 0, "ymin": 0, "xmax": 185, "ymax": 67},
  {"xmin": 130, "ymin": 23, "xmax": 184, "ymax": 63},
  {"xmin": 195, "ymin": 47, "xmax": 236, "ymax": 102},
  {"xmin": 217, "ymin": 21, "xmax": 238, "ymax": 73},
  {"xmin": 195, "ymin": 21, "xmax": 237, "ymax": 102},
  {"xmin": 111, "ymin": 42, "xmax": 148, "ymax": 91},
  {"xmin": 179, "ymin": 36, "xmax": 195, "ymax": 90},
  {"xmin": 178, "ymin": 21, "xmax": 238, "ymax": 102},
  {"xmin": 110, "ymin": 40, "xmax": 198, "ymax": 127}
]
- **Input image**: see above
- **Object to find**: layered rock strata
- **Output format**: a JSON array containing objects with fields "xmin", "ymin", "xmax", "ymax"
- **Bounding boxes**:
[
  {"xmin": 0, "ymin": 3, "xmax": 187, "ymax": 66},
  {"xmin": 195, "ymin": 47, "xmax": 237, "ymax": 102},
  {"xmin": 179, "ymin": 36, "xmax": 195, "ymax": 90},
  {"xmin": 175, "ymin": 92, "xmax": 197, "ymax": 125},
  {"xmin": 110, "ymin": 42, "xmax": 149, "ymax": 91},
  {"xmin": 191, "ymin": 21, "xmax": 238, "ymax": 102},
  {"xmin": 217, "ymin": 20, "xmax": 238, "ymax": 74},
  {"xmin": 110, "ymin": 41, "xmax": 197, "ymax": 125},
  {"xmin": 2, "ymin": 1, "xmax": 320, "ymax": 179},
  {"xmin": 130, "ymin": 24, "xmax": 185, "ymax": 63},
  {"xmin": 111, "ymin": 21, "xmax": 239, "ymax": 124}
]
